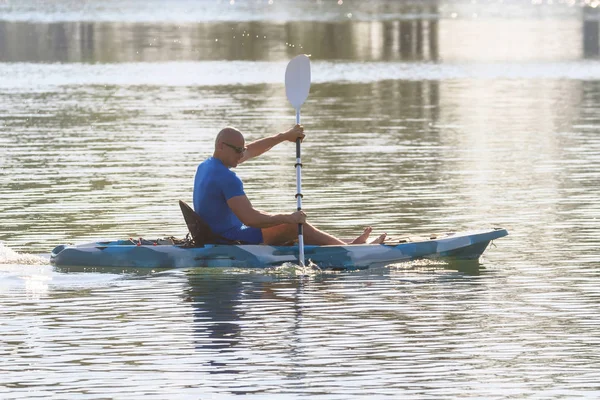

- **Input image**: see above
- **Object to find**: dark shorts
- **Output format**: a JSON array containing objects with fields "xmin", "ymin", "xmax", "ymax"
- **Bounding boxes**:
[{"xmin": 222, "ymin": 225, "xmax": 263, "ymax": 244}]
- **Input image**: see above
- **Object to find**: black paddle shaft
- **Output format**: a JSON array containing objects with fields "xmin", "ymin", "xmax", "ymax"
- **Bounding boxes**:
[{"xmin": 295, "ymin": 137, "xmax": 303, "ymax": 237}]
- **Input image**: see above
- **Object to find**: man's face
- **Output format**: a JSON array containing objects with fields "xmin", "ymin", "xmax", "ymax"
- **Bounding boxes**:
[{"xmin": 220, "ymin": 137, "xmax": 246, "ymax": 168}]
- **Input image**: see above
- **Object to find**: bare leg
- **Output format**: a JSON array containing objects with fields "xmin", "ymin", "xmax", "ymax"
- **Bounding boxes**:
[
  {"xmin": 262, "ymin": 223, "xmax": 385, "ymax": 246},
  {"xmin": 262, "ymin": 222, "xmax": 347, "ymax": 245},
  {"xmin": 303, "ymin": 223, "xmax": 346, "ymax": 245},
  {"xmin": 261, "ymin": 223, "xmax": 301, "ymax": 245}
]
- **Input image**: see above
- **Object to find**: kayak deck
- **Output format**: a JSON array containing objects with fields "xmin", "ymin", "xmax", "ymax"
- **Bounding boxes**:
[{"xmin": 50, "ymin": 228, "xmax": 508, "ymax": 270}]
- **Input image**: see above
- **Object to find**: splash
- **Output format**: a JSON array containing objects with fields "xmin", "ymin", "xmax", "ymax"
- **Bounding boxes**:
[
  {"xmin": 267, "ymin": 260, "xmax": 323, "ymax": 277},
  {"xmin": 0, "ymin": 242, "xmax": 49, "ymax": 265}
]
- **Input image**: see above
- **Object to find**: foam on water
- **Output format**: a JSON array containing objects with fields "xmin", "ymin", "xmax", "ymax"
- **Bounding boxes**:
[
  {"xmin": 225, "ymin": 261, "xmax": 324, "ymax": 277},
  {"xmin": 0, "ymin": 242, "xmax": 48, "ymax": 265},
  {"xmin": 277, "ymin": 260, "xmax": 323, "ymax": 276}
]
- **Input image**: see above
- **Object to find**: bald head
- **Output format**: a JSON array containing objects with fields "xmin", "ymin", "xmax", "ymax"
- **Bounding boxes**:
[
  {"xmin": 215, "ymin": 127, "xmax": 243, "ymax": 149},
  {"xmin": 213, "ymin": 127, "xmax": 246, "ymax": 168}
]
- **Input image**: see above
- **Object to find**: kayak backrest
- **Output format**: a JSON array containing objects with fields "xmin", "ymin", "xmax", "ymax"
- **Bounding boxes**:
[
  {"xmin": 178, "ymin": 200, "xmax": 244, "ymax": 247},
  {"xmin": 179, "ymin": 200, "xmax": 221, "ymax": 247}
]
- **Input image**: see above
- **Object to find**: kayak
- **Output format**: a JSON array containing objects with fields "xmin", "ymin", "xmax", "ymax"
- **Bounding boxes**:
[{"xmin": 50, "ymin": 228, "xmax": 508, "ymax": 271}]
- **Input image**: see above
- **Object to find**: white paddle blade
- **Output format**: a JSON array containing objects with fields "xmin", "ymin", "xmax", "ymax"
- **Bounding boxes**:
[{"xmin": 285, "ymin": 54, "xmax": 311, "ymax": 109}]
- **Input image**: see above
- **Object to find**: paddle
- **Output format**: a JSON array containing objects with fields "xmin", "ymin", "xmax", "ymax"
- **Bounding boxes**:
[{"xmin": 285, "ymin": 54, "xmax": 311, "ymax": 267}]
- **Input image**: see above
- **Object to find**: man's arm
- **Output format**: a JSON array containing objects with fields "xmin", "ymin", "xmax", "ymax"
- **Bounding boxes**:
[
  {"xmin": 227, "ymin": 195, "xmax": 305, "ymax": 228},
  {"xmin": 239, "ymin": 124, "xmax": 305, "ymax": 164}
]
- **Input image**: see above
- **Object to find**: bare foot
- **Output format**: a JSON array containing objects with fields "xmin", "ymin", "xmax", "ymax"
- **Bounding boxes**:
[
  {"xmin": 350, "ymin": 227, "xmax": 373, "ymax": 244},
  {"xmin": 370, "ymin": 233, "xmax": 387, "ymax": 244}
]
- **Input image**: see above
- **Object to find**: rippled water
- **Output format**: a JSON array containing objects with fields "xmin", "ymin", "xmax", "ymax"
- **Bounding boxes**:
[{"xmin": 2, "ymin": 0, "xmax": 600, "ymax": 398}]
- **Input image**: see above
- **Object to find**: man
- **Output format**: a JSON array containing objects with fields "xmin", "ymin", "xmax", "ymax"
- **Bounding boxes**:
[{"xmin": 193, "ymin": 125, "xmax": 386, "ymax": 245}]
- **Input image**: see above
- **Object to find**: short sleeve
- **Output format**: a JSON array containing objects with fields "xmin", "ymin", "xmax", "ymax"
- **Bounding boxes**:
[{"xmin": 220, "ymin": 170, "xmax": 245, "ymax": 200}]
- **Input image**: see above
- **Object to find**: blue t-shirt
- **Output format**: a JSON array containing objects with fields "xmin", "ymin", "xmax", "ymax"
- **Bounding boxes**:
[{"xmin": 193, "ymin": 157, "xmax": 246, "ymax": 236}]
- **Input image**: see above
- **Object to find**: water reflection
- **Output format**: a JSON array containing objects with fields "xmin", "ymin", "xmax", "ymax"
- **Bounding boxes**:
[
  {"xmin": 185, "ymin": 271, "xmax": 244, "ymax": 350},
  {"xmin": 180, "ymin": 261, "xmax": 484, "ymax": 358},
  {"xmin": 2, "ymin": 5, "xmax": 600, "ymax": 63},
  {"xmin": 584, "ymin": 7, "xmax": 600, "ymax": 58},
  {"xmin": 0, "ymin": 18, "xmax": 440, "ymax": 63}
]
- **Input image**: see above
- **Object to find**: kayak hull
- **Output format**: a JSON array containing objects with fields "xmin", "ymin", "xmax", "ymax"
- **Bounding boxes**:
[{"xmin": 50, "ymin": 228, "xmax": 508, "ymax": 270}]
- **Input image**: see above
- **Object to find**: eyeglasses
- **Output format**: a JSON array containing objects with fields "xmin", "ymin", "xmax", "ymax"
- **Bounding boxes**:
[{"xmin": 223, "ymin": 142, "xmax": 246, "ymax": 154}]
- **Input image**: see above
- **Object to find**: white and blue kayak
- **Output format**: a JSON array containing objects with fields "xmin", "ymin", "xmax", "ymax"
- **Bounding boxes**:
[{"xmin": 50, "ymin": 228, "xmax": 508, "ymax": 271}]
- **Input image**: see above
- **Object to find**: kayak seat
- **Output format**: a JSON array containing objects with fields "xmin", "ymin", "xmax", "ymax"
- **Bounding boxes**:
[{"xmin": 178, "ymin": 200, "xmax": 245, "ymax": 247}]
